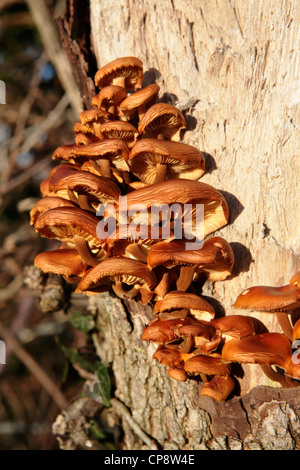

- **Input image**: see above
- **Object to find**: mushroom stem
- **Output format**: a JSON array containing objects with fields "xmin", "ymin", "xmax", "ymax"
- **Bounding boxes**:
[
  {"xmin": 67, "ymin": 188, "xmax": 78, "ymax": 205},
  {"xmin": 74, "ymin": 235, "xmax": 100, "ymax": 267},
  {"xmin": 77, "ymin": 194, "xmax": 93, "ymax": 212},
  {"xmin": 112, "ymin": 281, "xmax": 139, "ymax": 300},
  {"xmin": 176, "ymin": 265, "xmax": 196, "ymax": 291},
  {"xmin": 92, "ymin": 122, "xmax": 103, "ymax": 139},
  {"xmin": 275, "ymin": 311, "xmax": 293, "ymax": 341},
  {"xmin": 98, "ymin": 158, "xmax": 112, "ymax": 179},
  {"xmin": 114, "ymin": 76, "xmax": 126, "ymax": 89},
  {"xmin": 260, "ymin": 364, "xmax": 290, "ymax": 388},
  {"xmin": 154, "ymin": 163, "xmax": 168, "ymax": 183}
]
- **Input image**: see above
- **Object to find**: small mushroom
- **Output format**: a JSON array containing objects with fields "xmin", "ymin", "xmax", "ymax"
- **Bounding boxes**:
[
  {"xmin": 48, "ymin": 164, "xmax": 121, "ymax": 212},
  {"xmin": 100, "ymin": 121, "xmax": 139, "ymax": 148},
  {"xmin": 153, "ymin": 291, "xmax": 215, "ymax": 322},
  {"xmin": 34, "ymin": 248, "xmax": 88, "ymax": 283},
  {"xmin": 152, "ymin": 345, "xmax": 183, "ymax": 368},
  {"xmin": 147, "ymin": 237, "xmax": 235, "ymax": 292},
  {"xmin": 137, "ymin": 103, "xmax": 186, "ymax": 141},
  {"xmin": 128, "ymin": 138, "xmax": 205, "ymax": 184},
  {"xmin": 184, "ymin": 353, "xmax": 231, "ymax": 378},
  {"xmin": 167, "ymin": 365, "xmax": 187, "ymax": 382},
  {"xmin": 79, "ymin": 108, "xmax": 112, "ymax": 139},
  {"xmin": 33, "ymin": 206, "xmax": 107, "ymax": 266},
  {"xmin": 29, "ymin": 196, "xmax": 76, "ymax": 225},
  {"xmin": 91, "ymin": 85, "xmax": 127, "ymax": 116},
  {"xmin": 119, "ymin": 83, "xmax": 160, "ymax": 121},
  {"xmin": 75, "ymin": 256, "xmax": 157, "ymax": 304},
  {"xmin": 233, "ymin": 279, "xmax": 300, "ymax": 341},
  {"xmin": 54, "ymin": 139, "xmax": 130, "ymax": 183},
  {"xmin": 210, "ymin": 315, "xmax": 255, "ymax": 340},
  {"xmin": 200, "ymin": 375, "xmax": 236, "ymax": 401},
  {"xmin": 94, "ymin": 57, "xmax": 143, "ymax": 91},
  {"xmin": 141, "ymin": 316, "xmax": 211, "ymax": 347},
  {"xmin": 221, "ymin": 332, "xmax": 293, "ymax": 387}
]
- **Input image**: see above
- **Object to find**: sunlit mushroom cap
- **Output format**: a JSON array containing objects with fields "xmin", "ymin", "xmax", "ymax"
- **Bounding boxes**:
[
  {"xmin": 138, "ymin": 103, "xmax": 186, "ymax": 141},
  {"xmin": 210, "ymin": 315, "xmax": 255, "ymax": 339},
  {"xmin": 118, "ymin": 179, "xmax": 229, "ymax": 239},
  {"xmin": 119, "ymin": 83, "xmax": 160, "ymax": 119},
  {"xmin": 75, "ymin": 256, "xmax": 157, "ymax": 296},
  {"xmin": 29, "ymin": 196, "xmax": 76, "ymax": 225},
  {"xmin": 184, "ymin": 354, "xmax": 230, "ymax": 377},
  {"xmin": 48, "ymin": 165, "xmax": 121, "ymax": 207},
  {"xmin": 152, "ymin": 345, "xmax": 183, "ymax": 367},
  {"xmin": 79, "ymin": 108, "xmax": 111, "ymax": 125},
  {"xmin": 147, "ymin": 237, "xmax": 234, "ymax": 282},
  {"xmin": 168, "ymin": 365, "xmax": 187, "ymax": 382},
  {"xmin": 92, "ymin": 85, "xmax": 127, "ymax": 113},
  {"xmin": 100, "ymin": 121, "xmax": 139, "ymax": 148},
  {"xmin": 69, "ymin": 139, "xmax": 130, "ymax": 172},
  {"xmin": 94, "ymin": 57, "xmax": 143, "ymax": 91},
  {"xmin": 201, "ymin": 375, "xmax": 235, "ymax": 401},
  {"xmin": 141, "ymin": 316, "xmax": 211, "ymax": 344},
  {"xmin": 33, "ymin": 206, "xmax": 103, "ymax": 250},
  {"xmin": 221, "ymin": 333, "xmax": 292, "ymax": 369},
  {"xmin": 128, "ymin": 138, "xmax": 205, "ymax": 184},
  {"xmin": 233, "ymin": 284, "xmax": 300, "ymax": 312},
  {"xmin": 153, "ymin": 291, "xmax": 215, "ymax": 321},
  {"xmin": 34, "ymin": 248, "xmax": 88, "ymax": 279}
]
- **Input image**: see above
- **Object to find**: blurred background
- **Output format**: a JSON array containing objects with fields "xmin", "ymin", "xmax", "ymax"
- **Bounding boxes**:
[{"xmin": 0, "ymin": 0, "xmax": 94, "ymax": 450}]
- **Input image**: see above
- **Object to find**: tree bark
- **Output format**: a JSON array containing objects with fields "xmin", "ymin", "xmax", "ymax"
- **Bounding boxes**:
[{"xmin": 56, "ymin": 0, "xmax": 300, "ymax": 450}]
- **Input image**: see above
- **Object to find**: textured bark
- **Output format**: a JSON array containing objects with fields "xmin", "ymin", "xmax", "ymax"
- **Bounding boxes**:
[{"xmin": 57, "ymin": 0, "xmax": 300, "ymax": 450}]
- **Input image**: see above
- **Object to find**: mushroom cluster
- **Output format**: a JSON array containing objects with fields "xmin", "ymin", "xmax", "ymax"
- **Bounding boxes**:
[{"xmin": 30, "ymin": 57, "xmax": 300, "ymax": 401}]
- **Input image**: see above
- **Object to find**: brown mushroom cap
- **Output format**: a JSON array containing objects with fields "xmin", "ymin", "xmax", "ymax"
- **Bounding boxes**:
[
  {"xmin": 128, "ymin": 138, "xmax": 205, "ymax": 184},
  {"xmin": 210, "ymin": 315, "xmax": 255, "ymax": 340},
  {"xmin": 153, "ymin": 291, "xmax": 215, "ymax": 321},
  {"xmin": 94, "ymin": 57, "xmax": 143, "ymax": 91},
  {"xmin": 119, "ymin": 83, "xmax": 160, "ymax": 120},
  {"xmin": 79, "ymin": 108, "xmax": 111, "ymax": 126},
  {"xmin": 29, "ymin": 196, "xmax": 76, "ymax": 225},
  {"xmin": 33, "ymin": 206, "xmax": 106, "ymax": 267},
  {"xmin": 201, "ymin": 375, "xmax": 235, "ymax": 401},
  {"xmin": 168, "ymin": 365, "xmax": 187, "ymax": 382},
  {"xmin": 137, "ymin": 103, "xmax": 186, "ymax": 141},
  {"xmin": 70, "ymin": 139, "xmax": 130, "ymax": 173},
  {"xmin": 184, "ymin": 354, "xmax": 230, "ymax": 377},
  {"xmin": 152, "ymin": 345, "xmax": 183, "ymax": 367},
  {"xmin": 233, "ymin": 284, "xmax": 300, "ymax": 312},
  {"xmin": 117, "ymin": 179, "xmax": 229, "ymax": 239},
  {"xmin": 100, "ymin": 121, "xmax": 139, "ymax": 148},
  {"xmin": 48, "ymin": 164, "xmax": 121, "ymax": 210},
  {"xmin": 147, "ymin": 237, "xmax": 235, "ymax": 290},
  {"xmin": 92, "ymin": 85, "xmax": 127, "ymax": 114},
  {"xmin": 141, "ymin": 316, "xmax": 211, "ymax": 344},
  {"xmin": 221, "ymin": 333, "xmax": 292, "ymax": 370},
  {"xmin": 73, "ymin": 121, "xmax": 95, "ymax": 136},
  {"xmin": 75, "ymin": 256, "xmax": 157, "ymax": 301},
  {"xmin": 34, "ymin": 248, "xmax": 88, "ymax": 281}
]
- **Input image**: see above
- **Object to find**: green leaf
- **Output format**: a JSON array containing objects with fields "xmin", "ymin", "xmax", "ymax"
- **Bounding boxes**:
[
  {"xmin": 70, "ymin": 311, "xmax": 95, "ymax": 335},
  {"xmin": 94, "ymin": 361, "xmax": 111, "ymax": 407}
]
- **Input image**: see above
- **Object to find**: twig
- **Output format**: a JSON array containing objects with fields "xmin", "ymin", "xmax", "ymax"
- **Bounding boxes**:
[
  {"xmin": 110, "ymin": 398, "xmax": 158, "ymax": 450},
  {"xmin": 26, "ymin": 0, "xmax": 82, "ymax": 116},
  {"xmin": 0, "ymin": 321, "xmax": 68, "ymax": 410},
  {"xmin": 19, "ymin": 93, "xmax": 70, "ymax": 155},
  {"xmin": 0, "ymin": 153, "xmax": 51, "ymax": 196}
]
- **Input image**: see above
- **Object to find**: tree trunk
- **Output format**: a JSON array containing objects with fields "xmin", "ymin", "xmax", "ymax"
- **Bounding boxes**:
[{"xmin": 55, "ymin": 0, "xmax": 300, "ymax": 450}]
